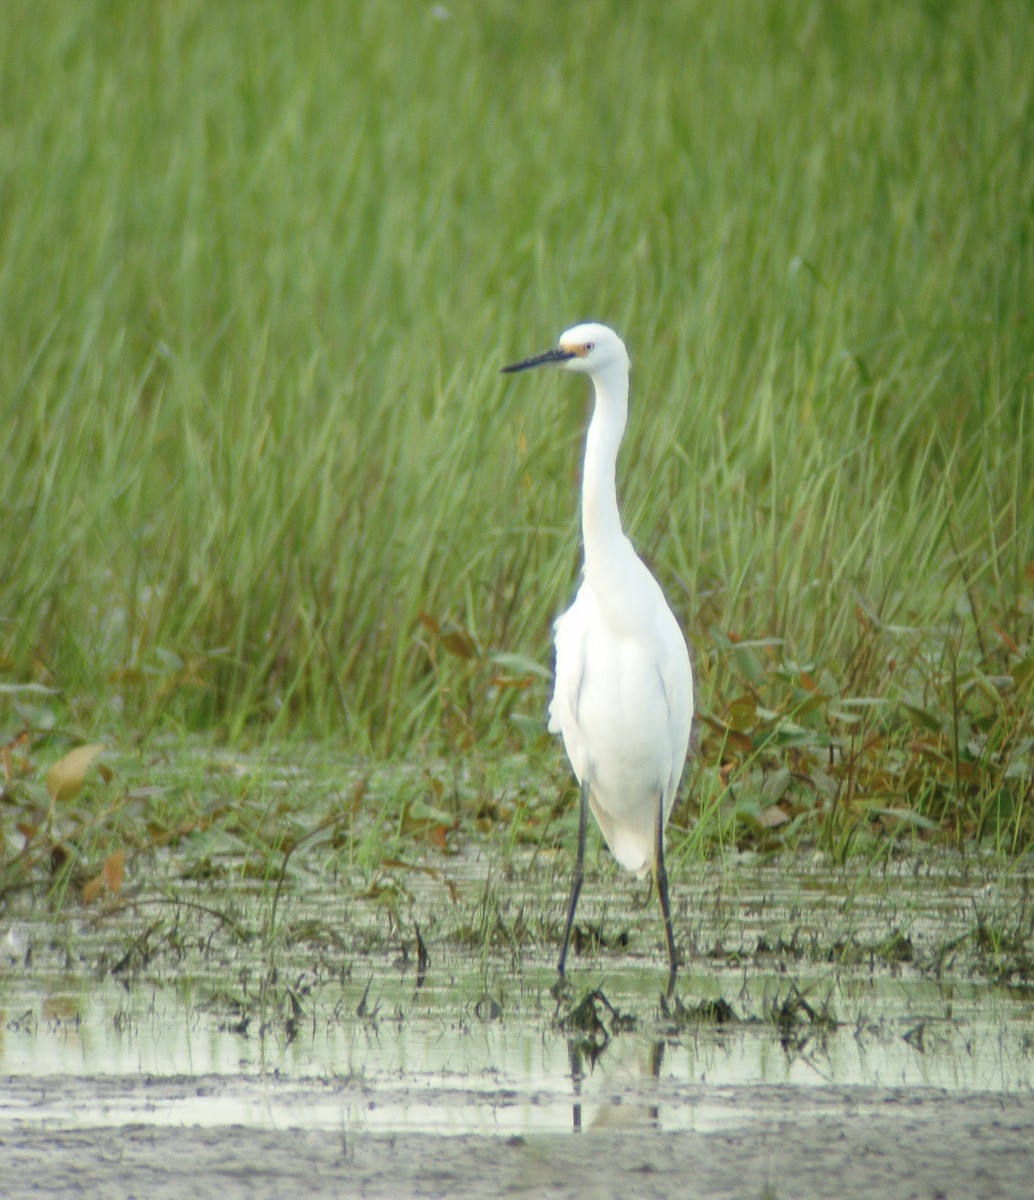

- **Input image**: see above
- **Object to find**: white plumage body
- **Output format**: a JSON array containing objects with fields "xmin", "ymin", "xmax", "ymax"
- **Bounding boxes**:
[{"xmin": 549, "ymin": 544, "xmax": 692, "ymax": 875}]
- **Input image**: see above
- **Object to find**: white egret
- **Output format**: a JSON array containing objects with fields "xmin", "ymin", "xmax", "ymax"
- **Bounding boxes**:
[{"xmin": 502, "ymin": 323, "xmax": 694, "ymax": 994}]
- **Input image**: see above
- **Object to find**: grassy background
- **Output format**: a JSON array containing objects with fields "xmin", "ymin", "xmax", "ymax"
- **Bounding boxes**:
[{"xmin": 2, "ymin": 1, "xmax": 1033, "ymax": 856}]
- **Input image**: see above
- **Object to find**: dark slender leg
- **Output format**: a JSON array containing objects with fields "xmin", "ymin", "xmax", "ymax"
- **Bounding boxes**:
[
  {"xmin": 568, "ymin": 1041, "xmax": 584, "ymax": 1132},
  {"xmin": 558, "ymin": 779, "xmax": 589, "ymax": 977},
  {"xmin": 655, "ymin": 792, "xmax": 678, "ymax": 997},
  {"xmin": 648, "ymin": 1040, "xmax": 664, "ymax": 1124}
]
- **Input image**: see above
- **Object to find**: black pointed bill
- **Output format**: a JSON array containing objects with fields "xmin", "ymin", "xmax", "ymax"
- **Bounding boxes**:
[{"xmin": 501, "ymin": 347, "xmax": 576, "ymax": 374}]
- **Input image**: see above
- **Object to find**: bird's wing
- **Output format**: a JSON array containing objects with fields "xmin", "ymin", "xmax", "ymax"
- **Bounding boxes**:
[
  {"xmin": 548, "ymin": 593, "xmax": 588, "ymax": 747},
  {"xmin": 654, "ymin": 610, "xmax": 694, "ymax": 800}
]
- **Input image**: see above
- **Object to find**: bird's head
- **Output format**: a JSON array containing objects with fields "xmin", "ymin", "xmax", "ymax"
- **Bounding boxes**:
[{"xmin": 502, "ymin": 322, "xmax": 629, "ymax": 378}]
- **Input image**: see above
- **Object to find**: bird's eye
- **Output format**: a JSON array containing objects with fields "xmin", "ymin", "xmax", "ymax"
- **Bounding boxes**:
[{"xmin": 585, "ymin": 343, "xmax": 594, "ymax": 353}]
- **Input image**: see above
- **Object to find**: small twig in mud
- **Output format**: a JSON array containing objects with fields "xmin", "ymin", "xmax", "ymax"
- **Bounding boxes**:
[
  {"xmin": 109, "ymin": 920, "xmax": 163, "ymax": 977},
  {"xmin": 270, "ymin": 810, "xmax": 353, "ymax": 936},
  {"xmin": 356, "ymin": 975, "xmax": 378, "ymax": 1019},
  {"xmin": 414, "ymin": 921, "xmax": 430, "ymax": 987},
  {"xmin": 284, "ymin": 984, "xmax": 304, "ymax": 1044},
  {"xmin": 90, "ymin": 895, "xmax": 252, "ymax": 943}
]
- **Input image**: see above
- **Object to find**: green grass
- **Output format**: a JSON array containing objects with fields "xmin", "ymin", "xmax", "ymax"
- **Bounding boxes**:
[{"xmin": 2, "ymin": 1, "xmax": 1033, "ymax": 873}]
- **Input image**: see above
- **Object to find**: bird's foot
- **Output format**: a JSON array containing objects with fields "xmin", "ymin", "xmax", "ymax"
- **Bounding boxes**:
[{"xmin": 550, "ymin": 971, "xmax": 575, "ymax": 1002}]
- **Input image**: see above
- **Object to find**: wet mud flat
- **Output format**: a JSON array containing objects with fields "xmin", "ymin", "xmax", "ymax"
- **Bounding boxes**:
[
  {"xmin": 2, "ymin": 1078, "xmax": 1033, "ymax": 1200},
  {"xmin": 2, "ymin": 850, "xmax": 1033, "ymax": 1196}
]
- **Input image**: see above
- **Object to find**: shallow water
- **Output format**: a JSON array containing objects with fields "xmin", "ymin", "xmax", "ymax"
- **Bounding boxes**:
[{"xmin": 2, "ymin": 851, "xmax": 1031, "ymax": 1136}]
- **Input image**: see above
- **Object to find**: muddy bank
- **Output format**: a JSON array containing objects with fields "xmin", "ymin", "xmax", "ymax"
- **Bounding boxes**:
[{"xmin": 2, "ymin": 1078, "xmax": 1033, "ymax": 1199}]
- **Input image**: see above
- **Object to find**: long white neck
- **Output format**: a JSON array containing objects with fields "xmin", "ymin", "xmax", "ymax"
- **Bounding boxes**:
[{"xmin": 581, "ymin": 364, "xmax": 629, "ymax": 573}]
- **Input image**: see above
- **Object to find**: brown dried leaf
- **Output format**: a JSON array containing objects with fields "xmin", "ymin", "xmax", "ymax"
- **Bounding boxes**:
[
  {"xmin": 2, "ymin": 730, "xmax": 30, "ymax": 783},
  {"xmin": 441, "ymin": 625, "xmax": 477, "ymax": 659},
  {"xmin": 103, "ymin": 848, "xmax": 125, "ymax": 893},
  {"xmin": 46, "ymin": 743, "xmax": 106, "ymax": 803},
  {"xmin": 489, "ymin": 674, "xmax": 533, "ymax": 690},
  {"xmin": 83, "ymin": 874, "xmax": 104, "ymax": 905},
  {"xmin": 349, "ymin": 778, "xmax": 368, "ymax": 814}
]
